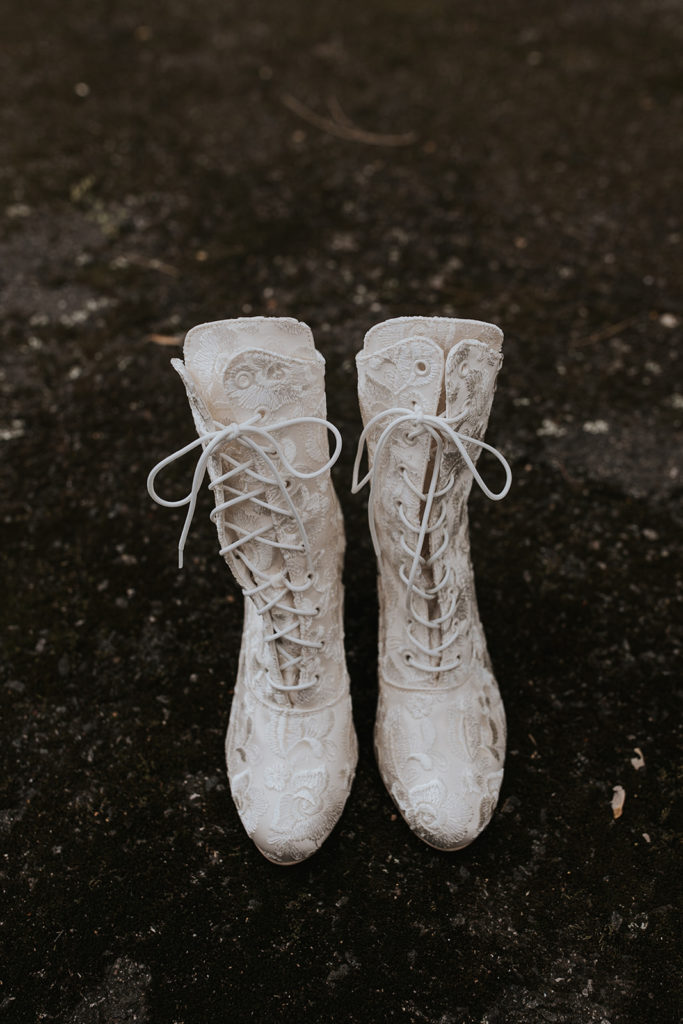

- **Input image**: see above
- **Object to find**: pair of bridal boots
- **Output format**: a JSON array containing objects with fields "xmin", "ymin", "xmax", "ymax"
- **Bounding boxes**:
[{"xmin": 148, "ymin": 316, "xmax": 510, "ymax": 863}]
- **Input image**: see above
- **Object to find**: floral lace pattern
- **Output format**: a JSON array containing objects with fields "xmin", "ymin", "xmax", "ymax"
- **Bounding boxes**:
[
  {"xmin": 374, "ymin": 669, "xmax": 506, "ymax": 850},
  {"xmin": 226, "ymin": 610, "xmax": 356, "ymax": 863},
  {"xmin": 356, "ymin": 317, "xmax": 508, "ymax": 851}
]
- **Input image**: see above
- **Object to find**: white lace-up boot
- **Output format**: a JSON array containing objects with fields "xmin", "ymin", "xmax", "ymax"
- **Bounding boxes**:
[
  {"xmin": 353, "ymin": 316, "xmax": 512, "ymax": 851},
  {"xmin": 148, "ymin": 318, "xmax": 357, "ymax": 864}
]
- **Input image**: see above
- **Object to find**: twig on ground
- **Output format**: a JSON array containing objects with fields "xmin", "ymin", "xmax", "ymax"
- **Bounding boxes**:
[
  {"xmin": 281, "ymin": 93, "xmax": 417, "ymax": 147},
  {"xmin": 574, "ymin": 316, "xmax": 640, "ymax": 347},
  {"xmin": 145, "ymin": 333, "xmax": 182, "ymax": 347}
]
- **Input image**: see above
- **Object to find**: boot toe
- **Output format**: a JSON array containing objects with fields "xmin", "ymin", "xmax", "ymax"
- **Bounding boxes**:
[
  {"xmin": 390, "ymin": 768, "xmax": 504, "ymax": 852},
  {"xmin": 375, "ymin": 675, "xmax": 506, "ymax": 850},
  {"xmin": 231, "ymin": 757, "xmax": 355, "ymax": 865},
  {"xmin": 227, "ymin": 693, "xmax": 358, "ymax": 864}
]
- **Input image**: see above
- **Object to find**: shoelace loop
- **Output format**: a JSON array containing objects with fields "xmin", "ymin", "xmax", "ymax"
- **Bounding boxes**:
[
  {"xmin": 148, "ymin": 413, "xmax": 342, "ymax": 691},
  {"xmin": 352, "ymin": 405, "xmax": 511, "ymax": 673}
]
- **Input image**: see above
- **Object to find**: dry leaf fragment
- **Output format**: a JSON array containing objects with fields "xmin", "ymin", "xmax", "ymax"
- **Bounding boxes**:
[
  {"xmin": 630, "ymin": 747, "xmax": 645, "ymax": 770},
  {"xmin": 611, "ymin": 785, "xmax": 626, "ymax": 819},
  {"xmin": 145, "ymin": 334, "xmax": 182, "ymax": 347}
]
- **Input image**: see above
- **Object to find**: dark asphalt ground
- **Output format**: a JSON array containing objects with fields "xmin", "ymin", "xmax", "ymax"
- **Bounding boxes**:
[{"xmin": 1, "ymin": 1, "xmax": 681, "ymax": 1021}]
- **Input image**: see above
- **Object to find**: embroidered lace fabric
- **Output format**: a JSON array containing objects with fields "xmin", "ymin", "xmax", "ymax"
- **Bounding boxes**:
[
  {"xmin": 352, "ymin": 404, "xmax": 511, "ymax": 673},
  {"xmin": 148, "ymin": 412, "xmax": 342, "ymax": 689}
]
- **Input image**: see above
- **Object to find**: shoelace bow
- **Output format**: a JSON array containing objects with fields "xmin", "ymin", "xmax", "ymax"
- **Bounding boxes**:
[
  {"xmin": 352, "ymin": 405, "xmax": 511, "ymax": 673},
  {"xmin": 148, "ymin": 413, "xmax": 342, "ymax": 692}
]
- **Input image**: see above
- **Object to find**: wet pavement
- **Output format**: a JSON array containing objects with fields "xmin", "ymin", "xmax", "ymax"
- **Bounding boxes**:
[{"xmin": 1, "ymin": 0, "xmax": 681, "ymax": 1021}]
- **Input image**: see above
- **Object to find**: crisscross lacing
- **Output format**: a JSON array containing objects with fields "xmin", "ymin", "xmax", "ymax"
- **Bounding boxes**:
[
  {"xmin": 148, "ymin": 413, "xmax": 342, "ymax": 692},
  {"xmin": 352, "ymin": 405, "xmax": 511, "ymax": 673}
]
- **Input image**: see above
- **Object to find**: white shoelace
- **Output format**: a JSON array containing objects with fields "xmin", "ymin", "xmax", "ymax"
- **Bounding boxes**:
[
  {"xmin": 148, "ymin": 413, "xmax": 342, "ymax": 692},
  {"xmin": 352, "ymin": 405, "xmax": 511, "ymax": 673}
]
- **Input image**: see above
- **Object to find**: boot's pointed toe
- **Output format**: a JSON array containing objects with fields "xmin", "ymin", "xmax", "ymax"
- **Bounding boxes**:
[
  {"xmin": 245, "ymin": 757, "xmax": 355, "ymax": 866},
  {"xmin": 374, "ymin": 668, "xmax": 506, "ymax": 850},
  {"xmin": 226, "ymin": 682, "xmax": 357, "ymax": 864}
]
